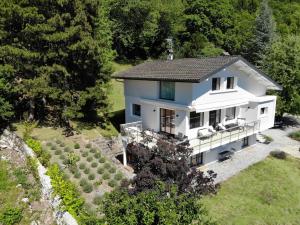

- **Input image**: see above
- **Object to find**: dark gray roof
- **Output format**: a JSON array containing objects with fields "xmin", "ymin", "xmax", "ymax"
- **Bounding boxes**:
[{"xmin": 113, "ymin": 56, "xmax": 240, "ymax": 82}]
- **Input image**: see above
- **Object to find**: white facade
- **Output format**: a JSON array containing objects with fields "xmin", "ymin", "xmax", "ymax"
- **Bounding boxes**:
[{"xmin": 122, "ymin": 59, "xmax": 280, "ymax": 165}]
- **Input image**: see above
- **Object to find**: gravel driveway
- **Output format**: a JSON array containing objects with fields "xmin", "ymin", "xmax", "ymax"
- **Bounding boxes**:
[{"xmin": 204, "ymin": 126, "xmax": 300, "ymax": 183}]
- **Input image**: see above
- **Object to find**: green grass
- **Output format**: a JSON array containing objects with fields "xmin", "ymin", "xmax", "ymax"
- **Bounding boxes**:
[
  {"xmin": 289, "ymin": 130, "xmax": 300, "ymax": 141},
  {"xmin": 202, "ymin": 156, "xmax": 300, "ymax": 225}
]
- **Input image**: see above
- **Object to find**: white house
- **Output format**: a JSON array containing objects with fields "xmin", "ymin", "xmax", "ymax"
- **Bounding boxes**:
[{"xmin": 114, "ymin": 56, "xmax": 282, "ymax": 166}]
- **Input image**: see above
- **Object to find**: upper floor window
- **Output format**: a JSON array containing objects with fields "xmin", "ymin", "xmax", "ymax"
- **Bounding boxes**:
[
  {"xmin": 225, "ymin": 107, "xmax": 236, "ymax": 121},
  {"xmin": 132, "ymin": 104, "xmax": 141, "ymax": 116},
  {"xmin": 212, "ymin": 78, "xmax": 220, "ymax": 91},
  {"xmin": 190, "ymin": 111, "xmax": 204, "ymax": 129},
  {"xmin": 226, "ymin": 77, "xmax": 234, "ymax": 89},
  {"xmin": 160, "ymin": 81, "xmax": 175, "ymax": 100},
  {"xmin": 260, "ymin": 107, "xmax": 268, "ymax": 115}
]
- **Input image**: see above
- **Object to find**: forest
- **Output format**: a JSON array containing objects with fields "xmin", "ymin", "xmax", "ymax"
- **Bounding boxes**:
[{"xmin": 0, "ymin": 0, "xmax": 299, "ymax": 130}]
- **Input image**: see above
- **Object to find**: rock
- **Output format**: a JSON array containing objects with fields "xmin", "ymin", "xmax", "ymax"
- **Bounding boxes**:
[
  {"xmin": 22, "ymin": 197, "xmax": 30, "ymax": 203},
  {"xmin": 30, "ymin": 221, "xmax": 39, "ymax": 225},
  {"xmin": 16, "ymin": 184, "xmax": 22, "ymax": 188}
]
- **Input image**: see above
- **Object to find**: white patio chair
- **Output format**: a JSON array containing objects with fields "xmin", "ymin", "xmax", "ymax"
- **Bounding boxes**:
[{"xmin": 197, "ymin": 127, "xmax": 214, "ymax": 139}]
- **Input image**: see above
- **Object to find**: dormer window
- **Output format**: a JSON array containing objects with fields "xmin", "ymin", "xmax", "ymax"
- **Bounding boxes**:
[
  {"xmin": 226, "ymin": 77, "xmax": 234, "ymax": 89},
  {"xmin": 212, "ymin": 78, "xmax": 220, "ymax": 91},
  {"xmin": 160, "ymin": 81, "xmax": 175, "ymax": 100}
]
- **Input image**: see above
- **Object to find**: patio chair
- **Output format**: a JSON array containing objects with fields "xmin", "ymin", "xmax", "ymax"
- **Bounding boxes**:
[
  {"xmin": 217, "ymin": 123, "xmax": 226, "ymax": 132},
  {"xmin": 197, "ymin": 127, "xmax": 215, "ymax": 139}
]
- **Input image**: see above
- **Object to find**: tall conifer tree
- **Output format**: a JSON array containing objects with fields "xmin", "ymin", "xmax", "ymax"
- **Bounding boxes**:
[{"xmin": 0, "ymin": 0, "xmax": 113, "ymax": 127}]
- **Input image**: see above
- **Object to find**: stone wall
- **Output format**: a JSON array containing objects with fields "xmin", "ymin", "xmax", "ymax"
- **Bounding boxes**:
[{"xmin": 0, "ymin": 129, "xmax": 78, "ymax": 225}]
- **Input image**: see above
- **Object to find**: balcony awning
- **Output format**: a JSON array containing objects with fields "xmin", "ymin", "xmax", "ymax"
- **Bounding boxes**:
[
  {"xmin": 193, "ymin": 98, "xmax": 249, "ymax": 113},
  {"xmin": 140, "ymin": 98, "xmax": 190, "ymax": 111}
]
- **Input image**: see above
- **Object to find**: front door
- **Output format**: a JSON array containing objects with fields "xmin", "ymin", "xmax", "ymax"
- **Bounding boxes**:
[
  {"xmin": 160, "ymin": 108, "xmax": 175, "ymax": 135},
  {"xmin": 209, "ymin": 109, "xmax": 221, "ymax": 127}
]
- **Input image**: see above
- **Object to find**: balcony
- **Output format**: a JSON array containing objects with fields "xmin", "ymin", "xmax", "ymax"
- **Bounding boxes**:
[{"xmin": 120, "ymin": 120, "xmax": 260, "ymax": 153}]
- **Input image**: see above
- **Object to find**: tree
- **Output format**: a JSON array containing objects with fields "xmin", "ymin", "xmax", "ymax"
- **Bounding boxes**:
[
  {"xmin": 261, "ymin": 35, "xmax": 300, "ymax": 117},
  {"xmin": 101, "ymin": 182, "xmax": 216, "ymax": 225},
  {"xmin": 0, "ymin": 0, "xmax": 113, "ymax": 128},
  {"xmin": 0, "ymin": 65, "xmax": 14, "ymax": 128},
  {"xmin": 243, "ymin": 0, "xmax": 275, "ymax": 64},
  {"xmin": 126, "ymin": 137, "xmax": 217, "ymax": 195}
]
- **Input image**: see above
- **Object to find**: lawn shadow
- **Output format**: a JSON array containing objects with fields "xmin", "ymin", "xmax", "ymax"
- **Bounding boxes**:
[{"xmin": 109, "ymin": 109, "xmax": 125, "ymax": 132}]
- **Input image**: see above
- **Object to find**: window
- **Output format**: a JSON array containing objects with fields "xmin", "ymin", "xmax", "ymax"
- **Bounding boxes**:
[
  {"xmin": 226, "ymin": 77, "xmax": 234, "ymax": 89},
  {"xmin": 190, "ymin": 152, "xmax": 203, "ymax": 166},
  {"xmin": 225, "ymin": 107, "xmax": 236, "ymax": 121},
  {"xmin": 242, "ymin": 137, "xmax": 249, "ymax": 147},
  {"xmin": 189, "ymin": 111, "xmax": 204, "ymax": 129},
  {"xmin": 160, "ymin": 81, "xmax": 175, "ymax": 100},
  {"xmin": 260, "ymin": 107, "xmax": 268, "ymax": 115},
  {"xmin": 212, "ymin": 78, "xmax": 220, "ymax": 91},
  {"xmin": 132, "ymin": 104, "xmax": 141, "ymax": 116}
]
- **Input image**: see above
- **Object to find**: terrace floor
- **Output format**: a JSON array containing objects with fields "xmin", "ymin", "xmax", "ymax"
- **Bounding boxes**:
[{"xmin": 203, "ymin": 126, "xmax": 300, "ymax": 183}]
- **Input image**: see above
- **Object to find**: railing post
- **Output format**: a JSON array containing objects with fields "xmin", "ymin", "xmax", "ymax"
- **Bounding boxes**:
[
  {"xmin": 210, "ymin": 135, "xmax": 213, "ymax": 150},
  {"xmin": 220, "ymin": 131, "xmax": 223, "ymax": 145},
  {"xmin": 229, "ymin": 129, "xmax": 232, "ymax": 142}
]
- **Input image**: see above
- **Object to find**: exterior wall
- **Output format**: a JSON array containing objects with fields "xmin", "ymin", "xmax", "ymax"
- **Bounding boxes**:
[{"xmin": 202, "ymin": 134, "xmax": 256, "ymax": 165}]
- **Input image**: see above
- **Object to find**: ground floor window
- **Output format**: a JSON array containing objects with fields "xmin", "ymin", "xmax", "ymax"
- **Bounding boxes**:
[
  {"xmin": 260, "ymin": 107, "xmax": 268, "ymax": 115},
  {"xmin": 190, "ymin": 152, "xmax": 204, "ymax": 166},
  {"xmin": 242, "ymin": 137, "xmax": 249, "ymax": 147},
  {"xmin": 132, "ymin": 104, "xmax": 141, "ymax": 116}
]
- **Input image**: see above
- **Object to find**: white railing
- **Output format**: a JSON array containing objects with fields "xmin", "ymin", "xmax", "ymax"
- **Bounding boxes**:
[{"xmin": 120, "ymin": 120, "xmax": 260, "ymax": 153}]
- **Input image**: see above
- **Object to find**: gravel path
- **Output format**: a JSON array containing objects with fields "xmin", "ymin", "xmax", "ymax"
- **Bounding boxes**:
[{"xmin": 204, "ymin": 126, "xmax": 300, "ymax": 183}]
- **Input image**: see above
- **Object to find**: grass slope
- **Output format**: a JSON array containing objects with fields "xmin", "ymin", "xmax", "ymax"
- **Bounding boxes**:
[{"xmin": 202, "ymin": 156, "xmax": 300, "ymax": 225}]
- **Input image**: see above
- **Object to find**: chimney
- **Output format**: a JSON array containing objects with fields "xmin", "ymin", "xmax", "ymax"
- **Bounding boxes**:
[{"xmin": 166, "ymin": 38, "xmax": 174, "ymax": 60}]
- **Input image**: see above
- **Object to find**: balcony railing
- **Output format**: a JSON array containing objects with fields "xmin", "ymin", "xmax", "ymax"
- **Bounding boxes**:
[
  {"xmin": 189, "ymin": 120, "xmax": 260, "ymax": 154},
  {"xmin": 120, "ymin": 120, "xmax": 260, "ymax": 153}
]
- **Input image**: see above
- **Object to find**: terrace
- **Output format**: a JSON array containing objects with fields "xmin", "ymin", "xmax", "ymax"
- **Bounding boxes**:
[{"xmin": 120, "ymin": 120, "xmax": 261, "ymax": 154}]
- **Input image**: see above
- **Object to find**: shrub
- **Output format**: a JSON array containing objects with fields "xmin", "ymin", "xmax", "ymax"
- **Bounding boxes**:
[
  {"xmin": 114, "ymin": 172, "xmax": 123, "ymax": 181},
  {"xmin": 99, "ymin": 157, "xmax": 106, "ymax": 163},
  {"xmin": 270, "ymin": 150, "xmax": 286, "ymax": 160},
  {"xmin": 91, "ymin": 162, "xmax": 98, "ymax": 168},
  {"xmin": 93, "ymin": 196, "xmax": 102, "ymax": 205},
  {"xmin": 289, "ymin": 131, "xmax": 300, "ymax": 141},
  {"xmin": 90, "ymin": 148, "xmax": 96, "ymax": 153},
  {"xmin": 69, "ymin": 166, "xmax": 78, "ymax": 174},
  {"xmin": 97, "ymin": 167, "xmax": 104, "ymax": 174},
  {"xmin": 66, "ymin": 153, "xmax": 80, "ymax": 166},
  {"xmin": 56, "ymin": 139, "xmax": 62, "ymax": 145},
  {"xmin": 47, "ymin": 164, "xmax": 84, "ymax": 217},
  {"xmin": 0, "ymin": 207, "xmax": 23, "ymax": 225},
  {"xmin": 80, "ymin": 178, "xmax": 87, "ymax": 187},
  {"xmin": 59, "ymin": 154, "xmax": 66, "ymax": 160},
  {"xmin": 82, "ymin": 152, "xmax": 88, "ymax": 157},
  {"xmin": 108, "ymin": 179, "xmax": 117, "ymax": 188},
  {"xmin": 94, "ymin": 153, "xmax": 101, "ymax": 159},
  {"xmin": 26, "ymin": 138, "xmax": 42, "ymax": 156},
  {"xmin": 74, "ymin": 143, "xmax": 80, "ymax": 149},
  {"xmin": 51, "ymin": 145, "xmax": 57, "ymax": 150},
  {"xmin": 64, "ymin": 147, "xmax": 71, "ymax": 152},
  {"xmin": 55, "ymin": 149, "xmax": 62, "ymax": 155},
  {"xmin": 87, "ymin": 156, "xmax": 93, "ymax": 162},
  {"xmin": 79, "ymin": 163, "xmax": 86, "ymax": 170},
  {"xmin": 104, "ymin": 162, "xmax": 111, "ymax": 169},
  {"xmin": 83, "ymin": 184, "xmax": 93, "ymax": 193},
  {"xmin": 88, "ymin": 174, "xmax": 95, "ymax": 180},
  {"xmin": 86, "ymin": 143, "xmax": 92, "ymax": 148},
  {"xmin": 26, "ymin": 157, "xmax": 39, "ymax": 181},
  {"xmin": 62, "ymin": 159, "xmax": 68, "ymax": 165},
  {"xmin": 39, "ymin": 151, "xmax": 51, "ymax": 167},
  {"xmin": 109, "ymin": 167, "xmax": 116, "ymax": 174},
  {"xmin": 94, "ymin": 179, "xmax": 103, "ymax": 186},
  {"xmin": 74, "ymin": 171, "xmax": 81, "ymax": 179},
  {"xmin": 263, "ymin": 135, "xmax": 273, "ymax": 143},
  {"xmin": 84, "ymin": 168, "xmax": 90, "ymax": 174},
  {"xmin": 60, "ymin": 142, "xmax": 65, "ymax": 147},
  {"xmin": 46, "ymin": 142, "xmax": 52, "ymax": 147},
  {"xmin": 102, "ymin": 172, "xmax": 110, "ymax": 180}
]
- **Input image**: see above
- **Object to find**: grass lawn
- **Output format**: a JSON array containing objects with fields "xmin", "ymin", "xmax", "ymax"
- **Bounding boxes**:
[{"xmin": 202, "ymin": 156, "xmax": 300, "ymax": 225}]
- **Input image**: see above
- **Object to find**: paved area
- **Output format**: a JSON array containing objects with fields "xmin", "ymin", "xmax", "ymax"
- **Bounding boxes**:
[{"xmin": 203, "ymin": 126, "xmax": 300, "ymax": 183}]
